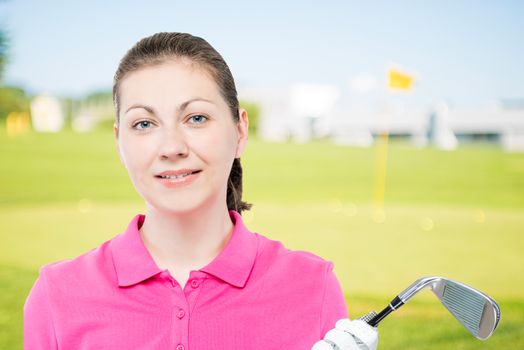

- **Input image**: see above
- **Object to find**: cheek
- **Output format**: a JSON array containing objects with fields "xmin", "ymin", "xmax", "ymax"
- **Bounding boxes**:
[
  {"xmin": 193, "ymin": 128, "xmax": 237, "ymax": 165},
  {"xmin": 119, "ymin": 136, "xmax": 154, "ymax": 175}
]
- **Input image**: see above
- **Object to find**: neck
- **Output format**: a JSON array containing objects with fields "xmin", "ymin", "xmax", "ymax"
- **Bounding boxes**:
[{"xmin": 139, "ymin": 199, "xmax": 235, "ymax": 272}]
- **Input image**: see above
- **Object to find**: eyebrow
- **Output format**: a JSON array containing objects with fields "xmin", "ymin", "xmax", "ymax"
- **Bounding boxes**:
[{"xmin": 124, "ymin": 98, "xmax": 215, "ymax": 115}]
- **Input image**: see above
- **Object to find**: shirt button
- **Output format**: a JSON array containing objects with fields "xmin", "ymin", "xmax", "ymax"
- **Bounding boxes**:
[
  {"xmin": 190, "ymin": 279, "xmax": 200, "ymax": 288},
  {"xmin": 176, "ymin": 309, "xmax": 185, "ymax": 319},
  {"xmin": 176, "ymin": 344, "xmax": 185, "ymax": 350}
]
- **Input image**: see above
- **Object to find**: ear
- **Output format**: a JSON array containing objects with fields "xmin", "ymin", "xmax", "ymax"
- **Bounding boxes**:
[
  {"xmin": 113, "ymin": 123, "xmax": 126, "ymax": 167},
  {"xmin": 235, "ymin": 108, "xmax": 249, "ymax": 158}
]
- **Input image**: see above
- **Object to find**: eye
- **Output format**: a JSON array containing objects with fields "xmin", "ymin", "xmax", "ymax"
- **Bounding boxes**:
[
  {"xmin": 132, "ymin": 120, "xmax": 153, "ymax": 130},
  {"xmin": 188, "ymin": 114, "xmax": 208, "ymax": 125}
]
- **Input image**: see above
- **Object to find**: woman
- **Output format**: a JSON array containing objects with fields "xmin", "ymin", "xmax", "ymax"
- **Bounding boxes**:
[{"xmin": 24, "ymin": 32, "xmax": 377, "ymax": 349}]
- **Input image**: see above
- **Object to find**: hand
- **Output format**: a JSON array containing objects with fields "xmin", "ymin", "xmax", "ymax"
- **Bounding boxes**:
[{"xmin": 312, "ymin": 315, "xmax": 379, "ymax": 350}]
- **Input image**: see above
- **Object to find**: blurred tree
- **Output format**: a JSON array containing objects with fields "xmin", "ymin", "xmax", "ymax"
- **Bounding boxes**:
[
  {"xmin": 239, "ymin": 100, "xmax": 260, "ymax": 135},
  {"xmin": 83, "ymin": 90, "xmax": 114, "ymax": 120},
  {"xmin": 0, "ymin": 18, "xmax": 31, "ymax": 124},
  {"xmin": 0, "ymin": 86, "xmax": 31, "ymax": 121},
  {"xmin": 60, "ymin": 96, "xmax": 77, "ymax": 130},
  {"xmin": 0, "ymin": 28, "xmax": 8, "ymax": 82},
  {"xmin": 85, "ymin": 90, "xmax": 113, "ymax": 104}
]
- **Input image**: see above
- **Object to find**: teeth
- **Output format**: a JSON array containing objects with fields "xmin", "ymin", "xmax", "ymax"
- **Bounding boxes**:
[{"xmin": 160, "ymin": 172, "xmax": 193, "ymax": 179}]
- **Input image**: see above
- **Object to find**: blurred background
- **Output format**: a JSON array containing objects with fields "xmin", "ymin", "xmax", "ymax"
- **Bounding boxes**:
[{"xmin": 1, "ymin": 0, "xmax": 523, "ymax": 348}]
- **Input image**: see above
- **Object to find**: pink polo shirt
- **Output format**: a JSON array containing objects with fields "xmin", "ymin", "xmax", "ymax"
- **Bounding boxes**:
[{"xmin": 24, "ymin": 210, "xmax": 348, "ymax": 349}]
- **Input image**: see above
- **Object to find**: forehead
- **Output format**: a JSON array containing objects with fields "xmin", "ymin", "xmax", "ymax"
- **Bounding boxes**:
[{"xmin": 119, "ymin": 60, "xmax": 225, "ymax": 109}]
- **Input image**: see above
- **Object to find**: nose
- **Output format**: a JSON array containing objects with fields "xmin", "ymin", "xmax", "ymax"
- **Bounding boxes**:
[{"xmin": 158, "ymin": 126, "xmax": 189, "ymax": 160}]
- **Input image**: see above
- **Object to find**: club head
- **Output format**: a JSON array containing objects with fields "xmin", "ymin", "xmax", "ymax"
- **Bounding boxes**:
[{"xmin": 398, "ymin": 276, "xmax": 500, "ymax": 340}]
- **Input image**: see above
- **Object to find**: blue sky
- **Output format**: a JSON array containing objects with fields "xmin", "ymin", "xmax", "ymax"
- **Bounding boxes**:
[{"xmin": 1, "ymin": 0, "xmax": 523, "ymax": 106}]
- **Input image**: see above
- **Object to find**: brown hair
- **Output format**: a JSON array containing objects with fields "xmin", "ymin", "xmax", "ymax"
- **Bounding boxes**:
[{"xmin": 112, "ymin": 32, "xmax": 252, "ymax": 214}]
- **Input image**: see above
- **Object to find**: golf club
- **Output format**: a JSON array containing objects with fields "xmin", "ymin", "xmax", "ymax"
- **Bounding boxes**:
[{"xmin": 363, "ymin": 276, "xmax": 501, "ymax": 340}]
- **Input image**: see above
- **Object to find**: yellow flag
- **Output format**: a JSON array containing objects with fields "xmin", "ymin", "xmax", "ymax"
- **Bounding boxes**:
[{"xmin": 388, "ymin": 68, "xmax": 414, "ymax": 90}]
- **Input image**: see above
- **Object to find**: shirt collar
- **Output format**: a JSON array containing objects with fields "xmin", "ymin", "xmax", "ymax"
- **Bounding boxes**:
[{"xmin": 110, "ymin": 210, "xmax": 258, "ymax": 288}]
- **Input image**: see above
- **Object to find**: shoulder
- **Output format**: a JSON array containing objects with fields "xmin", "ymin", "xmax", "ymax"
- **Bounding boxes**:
[
  {"xmin": 248, "ymin": 232, "xmax": 347, "ymax": 335},
  {"xmin": 38, "ymin": 237, "xmax": 115, "ymax": 291},
  {"xmin": 253, "ymin": 232, "xmax": 335, "ymax": 282}
]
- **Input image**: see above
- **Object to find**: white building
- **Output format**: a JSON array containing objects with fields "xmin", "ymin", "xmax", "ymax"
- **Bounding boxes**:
[{"xmin": 241, "ymin": 84, "xmax": 524, "ymax": 152}]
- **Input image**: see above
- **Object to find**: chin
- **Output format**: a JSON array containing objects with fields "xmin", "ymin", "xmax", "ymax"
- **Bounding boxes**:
[
  {"xmin": 146, "ymin": 194, "xmax": 215, "ymax": 216},
  {"xmin": 149, "ymin": 201, "xmax": 201, "ymax": 215},
  {"xmin": 140, "ymin": 182, "xmax": 225, "ymax": 215}
]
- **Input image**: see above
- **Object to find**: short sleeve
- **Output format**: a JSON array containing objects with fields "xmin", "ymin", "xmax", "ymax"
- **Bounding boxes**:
[
  {"xmin": 319, "ymin": 261, "xmax": 349, "ymax": 337},
  {"xmin": 24, "ymin": 267, "xmax": 58, "ymax": 350}
]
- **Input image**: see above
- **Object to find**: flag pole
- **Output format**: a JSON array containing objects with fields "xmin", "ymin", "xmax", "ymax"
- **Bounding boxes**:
[{"xmin": 373, "ymin": 67, "xmax": 414, "ymax": 222}]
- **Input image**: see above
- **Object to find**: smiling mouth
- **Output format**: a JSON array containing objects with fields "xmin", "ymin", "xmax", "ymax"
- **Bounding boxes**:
[{"xmin": 155, "ymin": 170, "xmax": 202, "ymax": 179}]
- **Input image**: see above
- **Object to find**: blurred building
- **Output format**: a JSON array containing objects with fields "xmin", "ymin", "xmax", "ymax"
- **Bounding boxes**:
[
  {"xmin": 30, "ymin": 94, "xmax": 64, "ymax": 132},
  {"xmin": 241, "ymin": 84, "xmax": 524, "ymax": 152},
  {"xmin": 448, "ymin": 99, "xmax": 524, "ymax": 151},
  {"xmin": 240, "ymin": 83, "xmax": 341, "ymax": 143}
]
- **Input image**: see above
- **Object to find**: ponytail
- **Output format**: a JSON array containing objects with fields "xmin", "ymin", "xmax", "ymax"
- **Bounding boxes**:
[{"xmin": 227, "ymin": 158, "xmax": 252, "ymax": 214}]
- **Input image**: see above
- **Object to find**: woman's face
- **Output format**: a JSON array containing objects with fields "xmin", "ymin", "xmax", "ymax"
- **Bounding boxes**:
[{"xmin": 114, "ymin": 60, "xmax": 248, "ymax": 214}]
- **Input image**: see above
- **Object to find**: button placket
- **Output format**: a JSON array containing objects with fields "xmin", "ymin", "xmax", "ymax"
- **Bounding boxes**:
[
  {"xmin": 160, "ymin": 270, "xmax": 178, "ymax": 289},
  {"xmin": 176, "ymin": 344, "xmax": 185, "ymax": 350},
  {"xmin": 180, "ymin": 272, "xmax": 205, "ymax": 332},
  {"xmin": 190, "ymin": 279, "xmax": 200, "ymax": 289},
  {"xmin": 176, "ymin": 308, "xmax": 185, "ymax": 319}
]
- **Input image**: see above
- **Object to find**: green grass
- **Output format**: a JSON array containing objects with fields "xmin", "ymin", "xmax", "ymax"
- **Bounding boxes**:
[{"xmin": 1, "ymin": 127, "xmax": 523, "ymax": 348}]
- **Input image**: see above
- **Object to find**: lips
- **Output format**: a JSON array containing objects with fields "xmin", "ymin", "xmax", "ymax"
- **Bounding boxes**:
[
  {"xmin": 155, "ymin": 169, "xmax": 202, "ymax": 188},
  {"xmin": 155, "ymin": 169, "xmax": 202, "ymax": 178}
]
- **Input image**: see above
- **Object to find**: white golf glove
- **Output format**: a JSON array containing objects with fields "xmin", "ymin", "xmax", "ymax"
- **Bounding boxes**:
[{"xmin": 312, "ymin": 315, "xmax": 378, "ymax": 350}]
